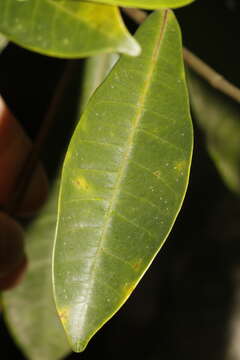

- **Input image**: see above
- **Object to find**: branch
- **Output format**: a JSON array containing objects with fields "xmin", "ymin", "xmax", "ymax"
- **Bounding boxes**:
[{"xmin": 122, "ymin": 7, "xmax": 240, "ymax": 104}]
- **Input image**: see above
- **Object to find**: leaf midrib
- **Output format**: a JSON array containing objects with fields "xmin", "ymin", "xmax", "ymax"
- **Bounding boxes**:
[{"xmin": 76, "ymin": 9, "xmax": 169, "ymax": 339}]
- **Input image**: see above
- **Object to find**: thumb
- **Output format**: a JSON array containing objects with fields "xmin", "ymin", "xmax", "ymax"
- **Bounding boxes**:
[{"xmin": 0, "ymin": 96, "xmax": 48, "ymax": 216}]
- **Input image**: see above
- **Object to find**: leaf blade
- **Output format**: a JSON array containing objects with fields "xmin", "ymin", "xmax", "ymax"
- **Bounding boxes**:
[
  {"xmin": 0, "ymin": 1, "xmax": 140, "ymax": 58},
  {"xmin": 2, "ymin": 184, "xmax": 71, "ymax": 360},
  {"xmin": 54, "ymin": 9, "xmax": 193, "ymax": 352},
  {"xmin": 187, "ymin": 68, "xmax": 240, "ymax": 195}
]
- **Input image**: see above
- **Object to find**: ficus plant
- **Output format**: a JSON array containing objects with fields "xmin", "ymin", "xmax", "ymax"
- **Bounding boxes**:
[{"xmin": 1, "ymin": 0, "xmax": 240, "ymax": 359}]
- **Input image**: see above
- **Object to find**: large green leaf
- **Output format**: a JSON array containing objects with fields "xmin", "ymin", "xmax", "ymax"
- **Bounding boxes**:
[
  {"xmin": 53, "ymin": 9, "xmax": 193, "ymax": 352},
  {"xmin": 0, "ymin": 1, "xmax": 140, "ymax": 58},
  {"xmin": 2, "ymin": 184, "xmax": 71, "ymax": 360},
  {"xmin": 82, "ymin": 0, "xmax": 195, "ymax": 9},
  {"xmin": 187, "ymin": 69, "xmax": 240, "ymax": 195}
]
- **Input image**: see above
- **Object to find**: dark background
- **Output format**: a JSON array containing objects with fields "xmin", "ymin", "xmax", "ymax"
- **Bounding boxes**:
[{"xmin": 1, "ymin": 0, "xmax": 240, "ymax": 358}]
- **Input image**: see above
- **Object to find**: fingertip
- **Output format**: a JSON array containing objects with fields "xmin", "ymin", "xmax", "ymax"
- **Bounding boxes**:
[
  {"xmin": 0, "ymin": 212, "xmax": 26, "ymax": 282},
  {"xmin": 0, "ymin": 255, "xmax": 28, "ymax": 291},
  {"xmin": 17, "ymin": 164, "xmax": 49, "ymax": 217}
]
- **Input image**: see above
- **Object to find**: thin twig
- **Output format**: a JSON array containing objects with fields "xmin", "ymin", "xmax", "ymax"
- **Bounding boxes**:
[
  {"xmin": 182, "ymin": 48, "xmax": 240, "ymax": 103},
  {"xmin": 123, "ymin": 7, "xmax": 148, "ymax": 23},
  {"xmin": 122, "ymin": 7, "xmax": 240, "ymax": 103},
  {"xmin": 7, "ymin": 60, "xmax": 77, "ymax": 215}
]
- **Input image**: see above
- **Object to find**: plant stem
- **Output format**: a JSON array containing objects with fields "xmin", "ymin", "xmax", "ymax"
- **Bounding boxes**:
[
  {"xmin": 182, "ymin": 49, "xmax": 240, "ymax": 103},
  {"xmin": 7, "ymin": 60, "xmax": 77, "ymax": 216},
  {"xmin": 123, "ymin": 7, "xmax": 148, "ymax": 23},
  {"xmin": 122, "ymin": 7, "xmax": 240, "ymax": 104}
]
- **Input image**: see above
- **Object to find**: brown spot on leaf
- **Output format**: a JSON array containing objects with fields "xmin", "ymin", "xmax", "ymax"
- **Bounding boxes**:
[
  {"xmin": 132, "ymin": 259, "xmax": 143, "ymax": 272},
  {"xmin": 153, "ymin": 170, "xmax": 161, "ymax": 178}
]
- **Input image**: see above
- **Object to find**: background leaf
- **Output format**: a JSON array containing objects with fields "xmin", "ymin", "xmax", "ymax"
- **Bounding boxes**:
[
  {"xmin": 0, "ymin": 1, "xmax": 140, "ymax": 58},
  {"xmin": 53, "ymin": 9, "xmax": 193, "ymax": 353},
  {"xmin": 0, "ymin": 33, "xmax": 8, "ymax": 53},
  {"xmin": 2, "ymin": 184, "xmax": 71, "ymax": 360},
  {"xmin": 187, "ymin": 69, "xmax": 240, "ymax": 195},
  {"xmin": 2, "ymin": 52, "xmax": 117, "ymax": 360},
  {"xmin": 82, "ymin": 0, "xmax": 195, "ymax": 9}
]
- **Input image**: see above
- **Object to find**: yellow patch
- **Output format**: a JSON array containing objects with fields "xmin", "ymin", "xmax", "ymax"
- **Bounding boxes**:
[
  {"xmin": 58, "ymin": 307, "xmax": 69, "ymax": 325},
  {"xmin": 123, "ymin": 282, "xmax": 137, "ymax": 298},
  {"xmin": 174, "ymin": 160, "xmax": 186, "ymax": 174},
  {"xmin": 74, "ymin": 176, "xmax": 90, "ymax": 191}
]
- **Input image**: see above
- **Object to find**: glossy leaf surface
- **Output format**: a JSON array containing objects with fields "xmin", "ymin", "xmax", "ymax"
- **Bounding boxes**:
[
  {"xmin": 188, "ymin": 69, "xmax": 240, "ymax": 195},
  {"xmin": 0, "ymin": 1, "xmax": 140, "ymax": 58},
  {"xmin": 2, "ymin": 185, "xmax": 70, "ymax": 360},
  {"xmin": 83, "ymin": 0, "xmax": 195, "ymax": 9},
  {"xmin": 54, "ymin": 10, "xmax": 193, "ymax": 352}
]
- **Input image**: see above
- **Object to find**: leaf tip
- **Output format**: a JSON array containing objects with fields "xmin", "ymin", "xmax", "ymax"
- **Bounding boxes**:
[
  {"xmin": 65, "ymin": 326, "xmax": 93, "ymax": 354},
  {"xmin": 73, "ymin": 340, "xmax": 89, "ymax": 353},
  {"xmin": 66, "ymin": 334, "xmax": 88, "ymax": 353},
  {"xmin": 56, "ymin": 304, "xmax": 94, "ymax": 354}
]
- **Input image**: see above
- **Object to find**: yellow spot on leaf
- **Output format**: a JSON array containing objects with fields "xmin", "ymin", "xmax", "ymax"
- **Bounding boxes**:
[
  {"xmin": 174, "ymin": 160, "xmax": 186, "ymax": 174},
  {"xmin": 74, "ymin": 176, "xmax": 90, "ymax": 191},
  {"xmin": 59, "ymin": 307, "xmax": 69, "ymax": 325},
  {"xmin": 123, "ymin": 282, "xmax": 137, "ymax": 297}
]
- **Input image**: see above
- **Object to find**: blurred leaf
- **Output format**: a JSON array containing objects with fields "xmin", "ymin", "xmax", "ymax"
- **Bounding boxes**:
[
  {"xmin": 0, "ymin": 33, "xmax": 8, "ymax": 53},
  {"xmin": 2, "ymin": 52, "xmax": 117, "ymax": 360},
  {"xmin": 0, "ymin": 1, "xmax": 140, "ymax": 58},
  {"xmin": 187, "ymin": 68, "xmax": 240, "ymax": 195},
  {"xmin": 2, "ymin": 184, "xmax": 71, "ymax": 360},
  {"xmin": 53, "ymin": 9, "xmax": 193, "ymax": 353},
  {"xmin": 83, "ymin": 0, "xmax": 195, "ymax": 9}
]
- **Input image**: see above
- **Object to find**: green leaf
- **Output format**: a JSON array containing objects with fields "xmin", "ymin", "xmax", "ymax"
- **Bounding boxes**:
[
  {"xmin": 2, "ymin": 184, "xmax": 71, "ymax": 360},
  {"xmin": 0, "ymin": 1, "xmax": 140, "ymax": 58},
  {"xmin": 82, "ymin": 0, "xmax": 195, "ymax": 9},
  {"xmin": 0, "ymin": 33, "xmax": 8, "ymax": 53},
  {"xmin": 53, "ymin": 9, "xmax": 193, "ymax": 352},
  {"xmin": 187, "ymin": 69, "xmax": 240, "ymax": 195}
]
